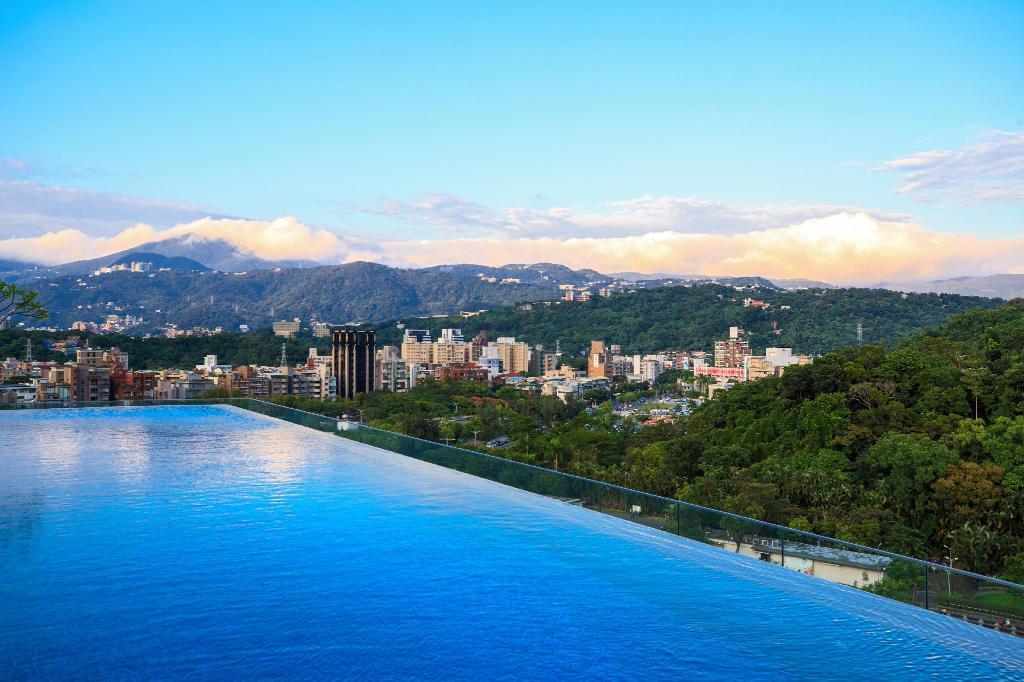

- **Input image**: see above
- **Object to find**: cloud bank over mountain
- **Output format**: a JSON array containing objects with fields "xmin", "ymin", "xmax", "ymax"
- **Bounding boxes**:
[
  {"xmin": 2, "ymin": 208, "xmax": 1022, "ymax": 286},
  {"xmin": 0, "ymin": 217, "xmax": 352, "ymax": 266}
]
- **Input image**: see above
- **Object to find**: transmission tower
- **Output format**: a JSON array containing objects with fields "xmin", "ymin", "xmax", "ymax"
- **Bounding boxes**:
[
  {"xmin": 280, "ymin": 342, "xmax": 288, "ymax": 368},
  {"xmin": 25, "ymin": 338, "xmax": 32, "ymax": 364},
  {"xmin": 856, "ymin": 323, "xmax": 863, "ymax": 345}
]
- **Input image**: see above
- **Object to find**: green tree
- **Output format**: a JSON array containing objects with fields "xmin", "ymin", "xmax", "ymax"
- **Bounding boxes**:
[{"xmin": 0, "ymin": 283, "xmax": 47, "ymax": 326}]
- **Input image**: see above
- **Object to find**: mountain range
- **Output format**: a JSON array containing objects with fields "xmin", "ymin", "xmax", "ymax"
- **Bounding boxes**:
[
  {"xmin": 27, "ymin": 261, "xmax": 557, "ymax": 329},
  {"xmin": 2, "ymin": 235, "xmax": 1021, "ymax": 331},
  {"xmin": 8, "ymin": 236, "xmax": 316, "ymax": 282}
]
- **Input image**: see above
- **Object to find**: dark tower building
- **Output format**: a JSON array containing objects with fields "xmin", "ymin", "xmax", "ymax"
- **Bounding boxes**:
[{"xmin": 332, "ymin": 329, "xmax": 376, "ymax": 399}]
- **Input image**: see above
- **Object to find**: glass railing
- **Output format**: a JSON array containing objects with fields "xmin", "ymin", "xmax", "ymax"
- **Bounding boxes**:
[{"xmin": 4, "ymin": 397, "xmax": 1023, "ymax": 636}]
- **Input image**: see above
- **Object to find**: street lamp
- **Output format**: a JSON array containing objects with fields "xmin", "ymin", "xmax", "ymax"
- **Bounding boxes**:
[{"xmin": 943, "ymin": 544, "xmax": 958, "ymax": 595}]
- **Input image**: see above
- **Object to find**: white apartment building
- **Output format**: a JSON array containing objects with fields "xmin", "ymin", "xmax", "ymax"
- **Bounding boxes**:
[
  {"xmin": 439, "ymin": 328, "xmax": 464, "ymax": 343},
  {"xmin": 196, "ymin": 354, "xmax": 233, "ymax": 374}
]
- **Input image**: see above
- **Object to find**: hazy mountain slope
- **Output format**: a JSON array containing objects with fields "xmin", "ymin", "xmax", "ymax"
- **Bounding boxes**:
[
  {"xmin": 28, "ymin": 261, "xmax": 556, "ymax": 328},
  {"xmin": 771, "ymin": 278, "xmax": 837, "ymax": 290},
  {"xmin": 12, "ymin": 236, "xmax": 319, "ymax": 282},
  {"xmin": 421, "ymin": 263, "xmax": 609, "ymax": 286},
  {"xmin": 880, "ymin": 274, "xmax": 1024, "ymax": 300}
]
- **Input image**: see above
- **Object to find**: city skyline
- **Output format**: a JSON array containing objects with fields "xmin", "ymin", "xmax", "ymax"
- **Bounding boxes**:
[{"xmin": 1, "ymin": 1, "xmax": 1022, "ymax": 283}]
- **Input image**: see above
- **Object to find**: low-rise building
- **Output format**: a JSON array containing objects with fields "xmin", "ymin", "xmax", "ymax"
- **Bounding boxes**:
[
  {"xmin": 65, "ymin": 363, "xmax": 111, "ymax": 402},
  {"xmin": 110, "ymin": 367, "xmax": 159, "ymax": 400},
  {"xmin": 273, "ymin": 318, "xmax": 302, "ymax": 338},
  {"xmin": 745, "ymin": 348, "xmax": 814, "ymax": 380},
  {"xmin": 706, "ymin": 532, "xmax": 890, "ymax": 588},
  {"xmin": 0, "ymin": 383, "xmax": 36, "ymax": 404},
  {"xmin": 434, "ymin": 365, "xmax": 490, "ymax": 384},
  {"xmin": 163, "ymin": 372, "xmax": 214, "ymax": 400},
  {"xmin": 539, "ymin": 376, "xmax": 611, "ymax": 402}
]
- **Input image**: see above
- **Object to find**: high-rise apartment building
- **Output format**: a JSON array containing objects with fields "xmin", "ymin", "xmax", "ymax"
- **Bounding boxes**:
[
  {"xmin": 488, "ymin": 337, "xmax": 530, "ymax": 374},
  {"xmin": 432, "ymin": 341, "xmax": 471, "ymax": 365},
  {"xmin": 403, "ymin": 329, "xmax": 432, "ymax": 344},
  {"xmin": 439, "ymin": 328, "xmax": 464, "ymax": 343},
  {"xmin": 333, "ymin": 329, "xmax": 376, "ymax": 399},
  {"xmin": 714, "ymin": 327, "xmax": 750, "ymax": 368},
  {"xmin": 378, "ymin": 358, "xmax": 415, "ymax": 392},
  {"xmin": 401, "ymin": 339, "xmax": 433, "ymax": 364},
  {"xmin": 470, "ymin": 331, "xmax": 488, "ymax": 362},
  {"xmin": 528, "ymin": 345, "xmax": 559, "ymax": 376},
  {"xmin": 588, "ymin": 340, "xmax": 608, "ymax": 378}
]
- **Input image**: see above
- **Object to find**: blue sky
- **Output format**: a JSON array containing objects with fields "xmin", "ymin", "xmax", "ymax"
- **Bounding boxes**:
[{"xmin": 0, "ymin": 1, "xmax": 1022, "ymax": 281}]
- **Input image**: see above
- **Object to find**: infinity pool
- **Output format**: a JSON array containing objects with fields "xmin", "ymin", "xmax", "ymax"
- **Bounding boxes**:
[{"xmin": 2, "ymin": 405, "xmax": 1021, "ymax": 679}]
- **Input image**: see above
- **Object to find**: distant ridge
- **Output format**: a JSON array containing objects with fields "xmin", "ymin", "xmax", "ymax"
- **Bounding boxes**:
[
  {"xmin": 26, "ymin": 260, "xmax": 556, "ymax": 329},
  {"xmin": 771, "ymin": 278, "xmax": 837, "ymax": 290},
  {"xmin": 109, "ymin": 252, "xmax": 210, "ymax": 271},
  {"xmin": 10, "ymin": 235, "xmax": 319, "ymax": 281},
  {"xmin": 877, "ymin": 274, "xmax": 1024, "ymax": 299},
  {"xmin": 0, "ymin": 257, "xmax": 40, "ymax": 272}
]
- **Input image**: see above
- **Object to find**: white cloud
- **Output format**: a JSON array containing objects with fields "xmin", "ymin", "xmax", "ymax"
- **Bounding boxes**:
[
  {"xmin": 355, "ymin": 194, "xmax": 507, "ymax": 232},
  {"xmin": 0, "ymin": 217, "xmax": 354, "ymax": 265},
  {"xmin": 875, "ymin": 130, "xmax": 1024, "ymax": 203},
  {"xmin": 1, "ymin": 195, "xmax": 1021, "ymax": 286},
  {"xmin": 351, "ymin": 193, "xmax": 911, "ymax": 238},
  {"xmin": 0, "ymin": 157, "xmax": 221, "ymax": 237},
  {"xmin": 379, "ymin": 212, "xmax": 1024, "ymax": 285}
]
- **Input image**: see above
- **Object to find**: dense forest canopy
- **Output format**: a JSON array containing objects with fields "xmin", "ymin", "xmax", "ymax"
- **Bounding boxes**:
[
  {"xmin": 371, "ymin": 284, "xmax": 999, "ymax": 355},
  {"xmin": 631, "ymin": 301, "xmax": 1024, "ymax": 578}
]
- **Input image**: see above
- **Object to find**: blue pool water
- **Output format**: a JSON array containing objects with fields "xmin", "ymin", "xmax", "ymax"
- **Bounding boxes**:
[{"xmin": 1, "ymin": 406, "xmax": 1021, "ymax": 679}]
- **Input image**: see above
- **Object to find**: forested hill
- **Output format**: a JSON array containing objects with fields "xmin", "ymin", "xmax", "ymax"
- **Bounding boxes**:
[
  {"xmin": 676, "ymin": 301, "xmax": 1024, "ymax": 578},
  {"xmin": 24, "ymin": 261, "xmax": 555, "ymax": 328},
  {"xmin": 374, "ymin": 285, "xmax": 1000, "ymax": 355},
  {"xmin": 3, "ymin": 284, "xmax": 999, "ymax": 368}
]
